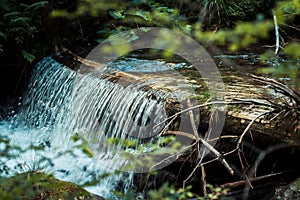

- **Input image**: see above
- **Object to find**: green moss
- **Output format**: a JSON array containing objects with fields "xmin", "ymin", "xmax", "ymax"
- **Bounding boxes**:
[
  {"xmin": 0, "ymin": 172, "xmax": 101, "ymax": 200},
  {"xmin": 292, "ymin": 177, "xmax": 300, "ymax": 191}
]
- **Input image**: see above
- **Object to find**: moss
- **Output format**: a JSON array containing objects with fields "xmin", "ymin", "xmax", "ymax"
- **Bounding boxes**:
[
  {"xmin": 0, "ymin": 172, "xmax": 103, "ymax": 200},
  {"xmin": 293, "ymin": 177, "xmax": 300, "ymax": 191}
]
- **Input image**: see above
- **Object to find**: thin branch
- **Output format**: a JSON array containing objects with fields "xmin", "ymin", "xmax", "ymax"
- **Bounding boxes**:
[
  {"xmin": 273, "ymin": 10, "xmax": 280, "ymax": 55},
  {"xmin": 186, "ymin": 101, "xmax": 234, "ymax": 175},
  {"xmin": 251, "ymin": 74, "xmax": 300, "ymax": 105},
  {"xmin": 163, "ymin": 130, "xmax": 196, "ymax": 140},
  {"xmin": 201, "ymin": 165, "xmax": 207, "ymax": 196},
  {"xmin": 236, "ymin": 111, "xmax": 271, "ymax": 149},
  {"xmin": 154, "ymin": 100, "xmax": 252, "ymax": 129},
  {"xmin": 187, "ymin": 99, "xmax": 200, "ymax": 157},
  {"xmin": 279, "ymin": 22, "xmax": 300, "ymax": 32},
  {"xmin": 220, "ymin": 171, "xmax": 287, "ymax": 189}
]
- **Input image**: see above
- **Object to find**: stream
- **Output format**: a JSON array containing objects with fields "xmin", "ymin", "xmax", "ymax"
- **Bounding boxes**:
[{"xmin": 0, "ymin": 50, "xmax": 299, "ymax": 199}]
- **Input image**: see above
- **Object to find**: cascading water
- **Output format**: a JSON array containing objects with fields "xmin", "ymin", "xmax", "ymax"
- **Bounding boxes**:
[{"xmin": 0, "ymin": 56, "xmax": 194, "ymax": 198}]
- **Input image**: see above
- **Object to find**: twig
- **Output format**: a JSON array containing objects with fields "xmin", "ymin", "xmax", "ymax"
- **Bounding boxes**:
[
  {"xmin": 279, "ymin": 22, "xmax": 300, "ymax": 33},
  {"xmin": 233, "ymin": 111, "xmax": 272, "ymax": 173},
  {"xmin": 251, "ymin": 74, "xmax": 300, "ymax": 105},
  {"xmin": 183, "ymin": 158, "xmax": 203, "ymax": 189},
  {"xmin": 236, "ymin": 111, "xmax": 271, "ymax": 149},
  {"xmin": 207, "ymin": 135, "xmax": 239, "ymax": 142},
  {"xmin": 242, "ymin": 143, "xmax": 290, "ymax": 200},
  {"xmin": 220, "ymin": 171, "xmax": 286, "ymax": 189},
  {"xmin": 201, "ymin": 165, "xmax": 207, "ymax": 196},
  {"xmin": 163, "ymin": 131, "xmax": 238, "ymax": 142},
  {"xmin": 273, "ymin": 10, "xmax": 280, "ymax": 55},
  {"xmin": 154, "ymin": 100, "xmax": 252, "ymax": 129},
  {"xmin": 187, "ymin": 99, "xmax": 201, "ymax": 159},
  {"xmin": 233, "ymin": 98, "xmax": 276, "ymax": 108},
  {"xmin": 198, "ymin": 138, "xmax": 234, "ymax": 175},
  {"xmin": 186, "ymin": 101, "xmax": 234, "ymax": 175},
  {"xmin": 269, "ymin": 109, "xmax": 286, "ymax": 121},
  {"xmin": 163, "ymin": 130, "xmax": 196, "ymax": 140},
  {"xmin": 158, "ymin": 116, "xmax": 178, "ymax": 136}
]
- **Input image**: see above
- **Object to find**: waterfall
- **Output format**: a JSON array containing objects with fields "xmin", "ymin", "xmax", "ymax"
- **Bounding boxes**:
[{"xmin": 3, "ymin": 56, "xmax": 187, "ymax": 198}]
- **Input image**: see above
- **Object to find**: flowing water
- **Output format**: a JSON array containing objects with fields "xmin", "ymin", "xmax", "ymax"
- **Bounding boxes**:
[
  {"xmin": 0, "ymin": 56, "xmax": 197, "ymax": 198},
  {"xmin": 1, "ymin": 51, "xmax": 299, "ymax": 200}
]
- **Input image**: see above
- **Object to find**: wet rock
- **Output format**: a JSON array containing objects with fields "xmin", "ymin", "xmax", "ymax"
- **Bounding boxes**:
[{"xmin": 273, "ymin": 177, "xmax": 300, "ymax": 200}]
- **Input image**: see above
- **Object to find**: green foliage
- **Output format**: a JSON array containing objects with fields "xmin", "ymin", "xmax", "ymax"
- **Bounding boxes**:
[
  {"xmin": 147, "ymin": 183, "xmax": 195, "ymax": 200},
  {"xmin": 144, "ymin": 182, "xmax": 228, "ymax": 200},
  {"xmin": 284, "ymin": 42, "xmax": 300, "ymax": 59},
  {"xmin": 51, "ymin": 0, "xmax": 121, "ymax": 18},
  {"xmin": 51, "ymin": 0, "xmax": 191, "ymax": 41},
  {"xmin": 0, "ymin": 0, "xmax": 49, "ymax": 63},
  {"xmin": 193, "ymin": 19, "xmax": 273, "ymax": 51},
  {"xmin": 1, "ymin": 0, "xmax": 300, "ymax": 197},
  {"xmin": 206, "ymin": 184, "xmax": 229, "ymax": 200},
  {"xmin": 275, "ymin": 0, "xmax": 300, "ymax": 23}
]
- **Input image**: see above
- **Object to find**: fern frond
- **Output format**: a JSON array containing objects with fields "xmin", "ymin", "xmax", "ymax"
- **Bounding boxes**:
[
  {"xmin": 25, "ymin": 1, "xmax": 49, "ymax": 12},
  {"xmin": 4, "ymin": 11, "xmax": 21, "ymax": 19},
  {"xmin": 21, "ymin": 50, "xmax": 35, "ymax": 63},
  {"xmin": 9, "ymin": 17, "xmax": 31, "ymax": 27},
  {"xmin": 8, "ymin": 27, "xmax": 27, "ymax": 33}
]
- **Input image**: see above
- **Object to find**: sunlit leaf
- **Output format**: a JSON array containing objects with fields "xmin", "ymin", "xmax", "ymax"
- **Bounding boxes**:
[{"xmin": 109, "ymin": 10, "xmax": 125, "ymax": 19}]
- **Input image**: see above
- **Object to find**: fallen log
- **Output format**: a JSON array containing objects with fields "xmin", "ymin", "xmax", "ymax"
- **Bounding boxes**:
[
  {"xmin": 52, "ymin": 49, "xmax": 300, "ymax": 199},
  {"xmin": 52, "ymin": 49, "xmax": 300, "ymax": 145}
]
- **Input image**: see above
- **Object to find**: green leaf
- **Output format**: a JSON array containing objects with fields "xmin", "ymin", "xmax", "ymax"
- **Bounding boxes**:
[
  {"xmin": 82, "ymin": 146, "xmax": 94, "ymax": 158},
  {"xmin": 9, "ymin": 17, "xmax": 31, "ymax": 27},
  {"xmin": 128, "ymin": 10, "xmax": 151, "ymax": 21},
  {"xmin": 21, "ymin": 50, "xmax": 35, "ymax": 63},
  {"xmin": 25, "ymin": 1, "xmax": 49, "ymax": 11},
  {"xmin": 4, "ymin": 11, "xmax": 21, "ymax": 19},
  {"xmin": 109, "ymin": 10, "xmax": 125, "ymax": 19}
]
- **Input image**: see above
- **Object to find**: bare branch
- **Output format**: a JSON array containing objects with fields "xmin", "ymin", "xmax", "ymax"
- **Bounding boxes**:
[{"xmin": 273, "ymin": 10, "xmax": 280, "ymax": 55}]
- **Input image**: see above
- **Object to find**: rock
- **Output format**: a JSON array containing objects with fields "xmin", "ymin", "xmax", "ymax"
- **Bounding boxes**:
[
  {"xmin": 273, "ymin": 177, "xmax": 300, "ymax": 200},
  {"xmin": 0, "ymin": 172, "xmax": 104, "ymax": 200}
]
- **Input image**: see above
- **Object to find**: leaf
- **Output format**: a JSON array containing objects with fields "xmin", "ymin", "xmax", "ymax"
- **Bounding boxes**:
[
  {"xmin": 50, "ymin": 10, "xmax": 69, "ymax": 18},
  {"xmin": 82, "ymin": 146, "xmax": 94, "ymax": 158},
  {"xmin": 9, "ymin": 17, "xmax": 31, "ymax": 27},
  {"xmin": 25, "ymin": 1, "xmax": 49, "ymax": 11},
  {"xmin": 109, "ymin": 10, "xmax": 125, "ymax": 19},
  {"xmin": 4, "ymin": 11, "xmax": 21, "ymax": 19},
  {"xmin": 21, "ymin": 50, "xmax": 35, "ymax": 63},
  {"xmin": 128, "ymin": 10, "xmax": 151, "ymax": 21}
]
